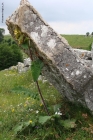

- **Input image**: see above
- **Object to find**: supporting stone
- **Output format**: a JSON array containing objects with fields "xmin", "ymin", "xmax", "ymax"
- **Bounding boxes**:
[
  {"xmin": 6, "ymin": 0, "xmax": 93, "ymax": 113},
  {"xmin": 73, "ymin": 49, "xmax": 92, "ymax": 68}
]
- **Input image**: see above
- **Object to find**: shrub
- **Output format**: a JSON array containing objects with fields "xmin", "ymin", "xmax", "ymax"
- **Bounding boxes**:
[
  {"xmin": 0, "ymin": 29, "xmax": 4, "ymax": 43},
  {"xmin": 86, "ymin": 32, "xmax": 90, "ymax": 37},
  {"xmin": 0, "ymin": 43, "xmax": 23, "ymax": 70}
]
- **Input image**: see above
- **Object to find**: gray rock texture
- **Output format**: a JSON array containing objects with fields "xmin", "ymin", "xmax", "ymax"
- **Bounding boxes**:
[
  {"xmin": 73, "ymin": 49, "xmax": 92, "ymax": 60},
  {"xmin": 73, "ymin": 49, "xmax": 92, "ymax": 68},
  {"xmin": 17, "ymin": 58, "xmax": 31, "ymax": 73},
  {"xmin": 91, "ymin": 43, "xmax": 93, "ymax": 69},
  {"xmin": 6, "ymin": 0, "xmax": 93, "ymax": 113}
]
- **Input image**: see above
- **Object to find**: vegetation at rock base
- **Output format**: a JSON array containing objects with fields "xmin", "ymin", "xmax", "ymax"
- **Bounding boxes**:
[
  {"xmin": 0, "ymin": 69, "xmax": 93, "ymax": 140},
  {"xmin": 0, "ymin": 34, "xmax": 93, "ymax": 139}
]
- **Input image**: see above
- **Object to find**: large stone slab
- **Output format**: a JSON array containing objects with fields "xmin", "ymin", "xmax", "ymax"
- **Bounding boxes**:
[{"xmin": 6, "ymin": 0, "xmax": 93, "ymax": 113}]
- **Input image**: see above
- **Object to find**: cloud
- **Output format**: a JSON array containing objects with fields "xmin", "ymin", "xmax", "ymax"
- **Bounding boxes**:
[
  {"xmin": 49, "ymin": 21, "xmax": 93, "ymax": 34},
  {"xmin": 1, "ymin": 0, "xmax": 93, "ymax": 35}
]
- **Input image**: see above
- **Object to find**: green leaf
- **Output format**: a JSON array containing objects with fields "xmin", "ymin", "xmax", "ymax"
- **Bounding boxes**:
[
  {"xmin": 14, "ymin": 124, "xmax": 23, "ymax": 134},
  {"xmin": 14, "ymin": 121, "xmax": 31, "ymax": 135},
  {"xmin": 23, "ymin": 121, "xmax": 30, "ymax": 126},
  {"xmin": 39, "ymin": 116, "xmax": 51, "ymax": 124},
  {"xmin": 31, "ymin": 59, "xmax": 44, "ymax": 82},
  {"xmin": 21, "ymin": 43, "xmax": 28, "ymax": 49},
  {"xmin": 11, "ymin": 86, "xmax": 39, "ymax": 100},
  {"xmin": 61, "ymin": 119, "xmax": 76, "ymax": 129},
  {"xmin": 53, "ymin": 104, "xmax": 61, "ymax": 112}
]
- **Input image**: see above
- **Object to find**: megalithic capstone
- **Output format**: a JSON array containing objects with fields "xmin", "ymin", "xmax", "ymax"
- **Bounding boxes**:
[{"xmin": 6, "ymin": 0, "xmax": 93, "ymax": 113}]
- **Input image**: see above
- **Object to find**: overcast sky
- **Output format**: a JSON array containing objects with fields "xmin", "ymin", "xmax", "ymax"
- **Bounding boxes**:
[{"xmin": 0, "ymin": 0, "xmax": 93, "ymax": 35}]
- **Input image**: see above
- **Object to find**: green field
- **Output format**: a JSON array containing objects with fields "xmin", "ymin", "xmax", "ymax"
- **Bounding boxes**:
[{"xmin": 62, "ymin": 35, "xmax": 93, "ymax": 50}]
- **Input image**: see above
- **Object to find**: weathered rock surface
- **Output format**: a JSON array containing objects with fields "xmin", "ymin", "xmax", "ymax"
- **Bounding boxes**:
[
  {"xmin": 6, "ymin": 0, "xmax": 93, "ymax": 113},
  {"xmin": 73, "ymin": 49, "xmax": 92, "ymax": 68},
  {"xmin": 73, "ymin": 49, "xmax": 92, "ymax": 60},
  {"xmin": 17, "ymin": 58, "xmax": 31, "ymax": 73},
  {"xmin": 91, "ymin": 43, "xmax": 93, "ymax": 69}
]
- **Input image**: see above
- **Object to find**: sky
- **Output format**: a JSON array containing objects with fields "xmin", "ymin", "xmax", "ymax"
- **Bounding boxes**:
[{"xmin": 0, "ymin": 0, "xmax": 93, "ymax": 35}]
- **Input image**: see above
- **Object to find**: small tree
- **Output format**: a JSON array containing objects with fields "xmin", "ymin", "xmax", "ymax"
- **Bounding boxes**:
[
  {"xmin": 91, "ymin": 32, "xmax": 93, "ymax": 36},
  {"xmin": 86, "ymin": 32, "xmax": 90, "ymax": 37},
  {"xmin": 0, "ymin": 28, "xmax": 5, "ymax": 34},
  {"xmin": 0, "ymin": 43, "xmax": 23, "ymax": 70},
  {"xmin": 0, "ymin": 28, "xmax": 5, "ymax": 43},
  {"xmin": 7, "ymin": 38, "xmax": 12, "ymax": 45}
]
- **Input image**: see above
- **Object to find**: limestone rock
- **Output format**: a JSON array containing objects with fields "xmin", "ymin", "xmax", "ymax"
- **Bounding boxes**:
[
  {"xmin": 17, "ymin": 62, "xmax": 25, "ymax": 73},
  {"xmin": 73, "ymin": 49, "xmax": 92, "ymax": 68},
  {"xmin": 6, "ymin": 0, "xmax": 93, "ymax": 113},
  {"xmin": 24, "ymin": 58, "xmax": 31, "ymax": 67},
  {"xmin": 17, "ymin": 58, "xmax": 31, "ymax": 73},
  {"xmin": 73, "ymin": 49, "xmax": 92, "ymax": 60},
  {"xmin": 9, "ymin": 66, "xmax": 17, "ymax": 70}
]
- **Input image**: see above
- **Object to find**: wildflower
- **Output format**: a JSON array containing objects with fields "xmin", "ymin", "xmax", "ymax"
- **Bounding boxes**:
[
  {"xmin": 36, "ymin": 110, "xmax": 39, "ymax": 114},
  {"xmin": 58, "ymin": 112, "xmax": 62, "ymax": 115},
  {"xmin": 27, "ymin": 97, "xmax": 30, "ymax": 100},
  {"xmin": 40, "ymin": 103, "xmax": 43, "ymax": 106},
  {"xmin": 14, "ymin": 30, "xmax": 18, "ymax": 35},
  {"xmin": 32, "ymin": 101, "xmax": 34, "ymax": 104},
  {"xmin": 55, "ymin": 111, "xmax": 62, "ymax": 115},
  {"xmin": 24, "ymin": 104, "xmax": 27, "ymax": 107},
  {"xmin": 29, "ymin": 108, "xmax": 33, "ymax": 111},
  {"xmin": 29, "ymin": 120, "xmax": 32, "ymax": 123},
  {"xmin": 12, "ymin": 109, "xmax": 15, "ymax": 112}
]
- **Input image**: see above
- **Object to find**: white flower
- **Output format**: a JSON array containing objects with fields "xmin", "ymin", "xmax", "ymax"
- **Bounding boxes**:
[
  {"xmin": 57, "ymin": 112, "xmax": 62, "ymax": 115},
  {"xmin": 36, "ymin": 110, "xmax": 39, "ymax": 114},
  {"xmin": 55, "ymin": 112, "xmax": 58, "ymax": 115},
  {"xmin": 55, "ymin": 111, "xmax": 62, "ymax": 116}
]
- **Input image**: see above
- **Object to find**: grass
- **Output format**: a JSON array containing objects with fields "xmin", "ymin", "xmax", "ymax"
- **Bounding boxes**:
[
  {"xmin": 4, "ymin": 34, "xmax": 13, "ymax": 41},
  {"xmin": 62, "ymin": 34, "xmax": 93, "ymax": 50},
  {"xmin": 0, "ymin": 69, "xmax": 93, "ymax": 140},
  {"xmin": 1, "ymin": 34, "xmax": 93, "ymax": 139}
]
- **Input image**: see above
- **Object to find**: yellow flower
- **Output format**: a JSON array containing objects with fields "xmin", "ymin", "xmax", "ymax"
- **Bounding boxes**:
[
  {"xmin": 32, "ymin": 101, "xmax": 34, "ymax": 104},
  {"xmin": 14, "ymin": 30, "xmax": 18, "ymax": 35},
  {"xmin": 24, "ymin": 104, "xmax": 27, "ymax": 107},
  {"xmin": 40, "ymin": 103, "xmax": 43, "ymax": 106},
  {"xmin": 27, "ymin": 97, "xmax": 30, "ymax": 100},
  {"xmin": 12, "ymin": 109, "xmax": 15, "ymax": 112},
  {"xmin": 29, "ymin": 120, "xmax": 32, "ymax": 123}
]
